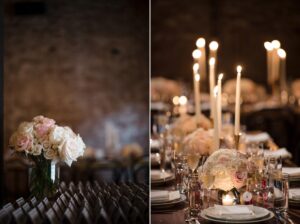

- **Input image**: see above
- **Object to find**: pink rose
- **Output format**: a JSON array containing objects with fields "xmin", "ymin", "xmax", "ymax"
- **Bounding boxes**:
[
  {"xmin": 33, "ymin": 116, "xmax": 55, "ymax": 139},
  {"xmin": 15, "ymin": 133, "xmax": 33, "ymax": 152},
  {"xmin": 232, "ymin": 171, "xmax": 247, "ymax": 189}
]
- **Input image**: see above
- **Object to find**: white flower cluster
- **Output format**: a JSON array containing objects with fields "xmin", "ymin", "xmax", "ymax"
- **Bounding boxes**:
[
  {"xmin": 201, "ymin": 149, "xmax": 248, "ymax": 191},
  {"xmin": 9, "ymin": 116, "xmax": 86, "ymax": 166},
  {"xmin": 183, "ymin": 128, "xmax": 214, "ymax": 156}
]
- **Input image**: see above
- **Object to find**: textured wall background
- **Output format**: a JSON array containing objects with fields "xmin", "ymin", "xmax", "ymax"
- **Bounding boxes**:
[
  {"xmin": 152, "ymin": 0, "xmax": 300, "ymax": 85},
  {"xmin": 4, "ymin": 0, "xmax": 149, "ymax": 153}
]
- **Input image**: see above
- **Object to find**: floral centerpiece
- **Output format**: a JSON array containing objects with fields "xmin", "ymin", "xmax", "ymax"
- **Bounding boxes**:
[
  {"xmin": 183, "ymin": 128, "xmax": 214, "ymax": 172},
  {"xmin": 201, "ymin": 149, "xmax": 247, "ymax": 191},
  {"xmin": 200, "ymin": 149, "xmax": 248, "ymax": 204},
  {"xmin": 171, "ymin": 114, "xmax": 212, "ymax": 136},
  {"xmin": 223, "ymin": 78, "xmax": 267, "ymax": 104},
  {"xmin": 9, "ymin": 115, "xmax": 86, "ymax": 199},
  {"xmin": 151, "ymin": 77, "xmax": 183, "ymax": 102}
]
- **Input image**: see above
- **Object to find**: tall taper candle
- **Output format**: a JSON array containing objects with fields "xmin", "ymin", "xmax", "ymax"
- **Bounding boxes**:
[
  {"xmin": 271, "ymin": 40, "xmax": 281, "ymax": 85},
  {"xmin": 192, "ymin": 49, "xmax": 201, "ymax": 63},
  {"xmin": 213, "ymin": 86, "xmax": 219, "ymax": 150},
  {"xmin": 196, "ymin": 38, "xmax": 207, "ymax": 81},
  {"xmin": 277, "ymin": 49, "xmax": 287, "ymax": 91},
  {"xmin": 234, "ymin": 66, "xmax": 242, "ymax": 135},
  {"xmin": 209, "ymin": 41, "xmax": 219, "ymax": 60},
  {"xmin": 264, "ymin": 42, "xmax": 273, "ymax": 86},
  {"xmin": 217, "ymin": 73, "xmax": 223, "ymax": 137},
  {"xmin": 193, "ymin": 63, "xmax": 201, "ymax": 125},
  {"xmin": 209, "ymin": 58, "xmax": 216, "ymax": 119}
]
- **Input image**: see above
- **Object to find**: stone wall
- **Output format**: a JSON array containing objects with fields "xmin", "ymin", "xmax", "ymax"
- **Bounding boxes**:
[
  {"xmin": 152, "ymin": 0, "xmax": 300, "ymax": 85},
  {"xmin": 4, "ymin": 0, "xmax": 149, "ymax": 153}
]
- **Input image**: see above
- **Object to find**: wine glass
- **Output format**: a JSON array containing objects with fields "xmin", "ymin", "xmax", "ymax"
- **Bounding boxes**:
[{"xmin": 186, "ymin": 152, "xmax": 201, "ymax": 173}]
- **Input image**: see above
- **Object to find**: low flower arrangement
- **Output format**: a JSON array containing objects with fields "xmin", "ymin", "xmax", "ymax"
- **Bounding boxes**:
[
  {"xmin": 9, "ymin": 115, "xmax": 86, "ymax": 198},
  {"xmin": 183, "ymin": 128, "xmax": 214, "ymax": 156},
  {"xmin": 201, "ymin": 149, "xmax": 248, "ymax": 191}
]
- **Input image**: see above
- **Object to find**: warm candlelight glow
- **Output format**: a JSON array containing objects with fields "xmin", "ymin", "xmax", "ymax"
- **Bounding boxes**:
[
  {"xmin": 195, "ymin": 74, "xmax": 200, "ymax": 82},
  {"xmin": 179, "ymin": 95, "xmax": 187, "ymax": 105},
  {"xmin": 235, "ymin": 66, "xmax": 242, "ymax": 136},
  {"xmin": 222, "ymin": 194, "xmax": 234, "ymax": 206},
  {"xmin": 172, "ymin": 96, "xmax": 180, "ymax": 105},
  {"xmin": 264, "ymin": 41, "xmax": 273, "ymax": 51},
  {"xmin": 209, "ymin": 41, "xmax": 219, "ymax": 51},
  {"xmin": 237, "ymin": 65, "xmax": 242, "ymax": 73},
  {"xmin": 192, "ymin": 49, "xmax": 202, "ymax": 59},
  {"xmin": 196, "ymin": 38, "xmax": 206, "ymax": 48},
  {"xmin": 213, "ymin": 85, "xmax": 219, "ymax": 150},
  {"xmin": 214, "ymin": 86, "xmax": 218, "ymax": 97},
  {"xmin": 271, "ymin": 40, "xmax": 281, "ymax": 49},
  {"xmin": 218, "ymin": 73, "xmax": 223, "ymax": 81},
  {"xmin": 209, "ymin": 57, "xmax": 216, "ymax": 66},
  {"xmin": 193, "ymin": 63, "xmax": 199, "ymax": 72},
  {"xmin": 277, "ymin": 48, "xmax": 286, "ymax": 58}
]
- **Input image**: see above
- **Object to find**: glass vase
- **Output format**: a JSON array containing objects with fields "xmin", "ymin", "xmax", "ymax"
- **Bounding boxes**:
[{"xmin": 29, "ymin": 157, "xmax": 59, "ymax": 200}]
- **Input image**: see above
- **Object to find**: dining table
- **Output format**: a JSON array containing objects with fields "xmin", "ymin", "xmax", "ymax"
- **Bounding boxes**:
[
  {"xmin": 151, "ymin": 132, "xmax": 300, "ymax": 224},
  {"xmin": 151, "ymin": 177, "xmax": 300, "ymax": 224}
]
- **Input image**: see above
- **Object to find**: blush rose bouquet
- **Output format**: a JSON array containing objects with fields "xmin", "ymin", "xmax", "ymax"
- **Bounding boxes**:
[{"xmin": 9, "ymin": 115, "xmax": 86, "ymax": 199}]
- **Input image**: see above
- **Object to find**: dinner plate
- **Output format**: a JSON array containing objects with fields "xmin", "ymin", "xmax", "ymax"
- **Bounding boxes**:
[
  {"xmin": 200, "ymin": 211, "xmax": 274, "ymax": 224},
  {"xmin": 203, "ymin": 206, "xmax": 270, "ymax": 221},
  {"xmin": 151, "ymin": 171, "xmax": 174, "ymax": 185},
  {"xmin": 151, "ymin": 194, "xmax": 186, "ymax": 209}
]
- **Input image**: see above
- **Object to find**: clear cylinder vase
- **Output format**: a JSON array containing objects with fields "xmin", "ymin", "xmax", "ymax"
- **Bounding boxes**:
[{"xmin": 29, "ymin": 157, "xmax": 59, "ymax": 200}]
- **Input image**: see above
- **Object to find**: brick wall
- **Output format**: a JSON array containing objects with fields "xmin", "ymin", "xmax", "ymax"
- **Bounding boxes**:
[{"xmin": 4, "ymin": 0, "xmax": 149, "ymax": 153}]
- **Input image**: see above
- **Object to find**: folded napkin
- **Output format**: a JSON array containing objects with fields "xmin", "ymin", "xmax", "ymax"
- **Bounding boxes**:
[
  {"xmin": 245, "ymin": 132, "xmax": 270, "ymax": 143},
  {"xmin": 214, "ymin": 205, "xmax": 254, "ymax": 215},
  {"xmin": 151, "ymin": 170, "xmax": 172, "ymax": 180},
  {"xmin": 289, "ymin": 188, "xmax": 300, "ymax": 200},
  {"xmin": 150, "ymin": 139, "xmax": 161, "ymax": 149},
  {"xmin": 283, "ymin": 167, "xmax": 300, "ymax": 177},
  {"xmin": 274, "ymin": 187, "xmax": 284, "ymax": 199},
  {"xmin": 151, "ymin": 190, "xmax": 180, "ymax": 203},
  {"xmin": 264, "ymin": 148, "xmax": 292, "ymax": 159}
]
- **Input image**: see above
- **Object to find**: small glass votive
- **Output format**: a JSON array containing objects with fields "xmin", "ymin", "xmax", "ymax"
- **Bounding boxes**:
[{"xmin": 274, "ymin": 173, "xmax": 289, "ymax": 212}]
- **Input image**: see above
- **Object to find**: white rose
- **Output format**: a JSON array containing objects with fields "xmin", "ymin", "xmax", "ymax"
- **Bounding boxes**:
[
  {"xmin": 59, "ymin": 137, "xmax": 81, "ymax": 166},
  {"xmin": 30, "ymin": 143, "xmax": 43, "ymax": 156},
  {"xmin": 42, "ymin": 140, "xmax": 51, "ymax": 150},
  {"xmin": 18, "ymin": 122, "xmax": 34, "ymax": 135},
  {"xmin": 49, "ymin": 126, "xmax": 66, "ymax": 145},
  {"xmin": 63, "ymin": 127, "xmax": 76, "ymax": 138},
  {"xmin": 44, "ymin": 148, "xmax": 58, "ymax": 161},
  {"xmin": 76, "ymin": 135, "xmax": 85, "ymax": 157}
]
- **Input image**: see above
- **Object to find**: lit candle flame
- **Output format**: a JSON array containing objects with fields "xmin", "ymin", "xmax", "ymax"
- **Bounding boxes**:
[
  {"xmin": 209, "ymin": 41, "xmax": 219, "ymax": 51},
  {"xmin": 213, "ymin": 86, "xmax": 218, "ymax": 96},
  {"xmin": 237, "ymin": 65, "xmax": 242, "ymax": 73},
  {"xmin": 271, "ymin": 40, "xmax": 281, "ymax": 49},
  {"xmin": 209, "ymin": 57, "xmax": 216, "ymax": 66},
  {"xmin": 218, "ymin": 73, "xmax": 224, "ymax": 81},
  {"xmin": 264, "ymin": 41, "xmax": 273, "ymax": 51},
  {"xmin": 193, "ymin": 63, "xmax": 199, "ymax": 72},
  {"xmin": 172, "ymin": 96, "xmax": 180, "ymax": 105},
  {"xmin": 196, "ymin": 38, "xmax": 205, "ymax": 48},
  {"xmin": 195, "ymin": 74, "xmax": 200, "ymax": 82},
  {"xmin": 277, "ymin": 48, "xmax": 286, "ymax": 58},
  {"xmin": 179, "ymin": 96, "xmax": 187, "ymax": 105},
  {"xmin": 192, "ymin": 49, "xmax": 202, "ymax": 59}
]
